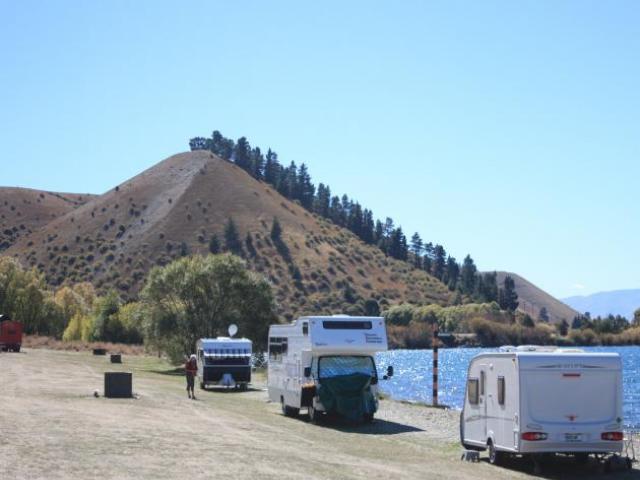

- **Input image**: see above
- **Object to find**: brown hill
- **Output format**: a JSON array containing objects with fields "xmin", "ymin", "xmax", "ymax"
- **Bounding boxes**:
[
  {"xmin": 495, "ymin": 271, "xmax": 579, "ymax": 324},
  {"xmin": 0, "ymin": 188, "xmax": 94, "ymax": 252},
  {"xmin": 5, "ymin": 151, "xmax": 451, "ymax": 319}
]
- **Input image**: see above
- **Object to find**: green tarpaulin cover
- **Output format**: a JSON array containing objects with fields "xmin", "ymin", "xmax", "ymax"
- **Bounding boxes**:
[{"xmin": 318, "ymin": 373, "xmax": 376, "ymax": 422}]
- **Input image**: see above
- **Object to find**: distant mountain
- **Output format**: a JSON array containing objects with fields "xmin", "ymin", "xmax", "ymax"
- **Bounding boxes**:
[
  {"xmin": 494, "ymin": 272, "xmax": 579, "ymax": 324},
  {"xmin": 562, "ymin": 290, "xmax": 640, "ymax": 320}
]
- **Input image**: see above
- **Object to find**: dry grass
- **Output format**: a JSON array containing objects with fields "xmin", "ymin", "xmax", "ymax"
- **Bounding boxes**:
[
  {"xmin": 3, "ymin": 348, "xmax": 634, "ymax": 480},
  {"xmin": 22, "ymin": 335, "xmax": 145, "ymax": 355}
]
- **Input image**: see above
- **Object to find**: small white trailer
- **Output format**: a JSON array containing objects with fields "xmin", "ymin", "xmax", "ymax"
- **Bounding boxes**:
[
  {"xmin": 267, "ymin": 315, "xmax": 393, "ymax": 423},
  {"xmin": 196, "ymin": 337, "xmax": 252, "ymax": 390},
  {"xmin": 461, "ymin": 346, "xmax": 624, "ymax": 465}
]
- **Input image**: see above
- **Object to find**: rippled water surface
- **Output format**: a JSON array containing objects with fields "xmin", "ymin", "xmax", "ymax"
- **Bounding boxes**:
[{"xmin": 375, "ymin": 346, "xmax": 640, "ymax": 429}]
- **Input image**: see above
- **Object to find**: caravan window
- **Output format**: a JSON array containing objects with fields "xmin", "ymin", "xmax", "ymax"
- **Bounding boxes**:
[
  {"xmin": 497, "ymin": 376, "xmax": 505, "ymax": 405},
  {"xmin": 302, "ymin": 322, "xmax": 308, "ymax": 335},
  {"xmin": 322, "ymin": 320, "xmax": 372, "ymax": 330},
  {"xmin": 480, "ymin": 371, "xmax": 485, "ymax": 396},
  {"xmin": 467, "ymin": 378, "xmax": 479, "ymax": 405}
]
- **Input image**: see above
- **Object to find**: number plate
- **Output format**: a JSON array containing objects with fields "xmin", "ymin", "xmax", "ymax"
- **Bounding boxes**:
[{"xmin": 565, "ymin": 433, "xmax": 583, "ymax": 442}]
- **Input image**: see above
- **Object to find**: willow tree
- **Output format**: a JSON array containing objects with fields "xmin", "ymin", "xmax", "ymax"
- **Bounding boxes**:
[{"xmin": 141, "ymin": 253, "xmax": 277, "ymax": 362}]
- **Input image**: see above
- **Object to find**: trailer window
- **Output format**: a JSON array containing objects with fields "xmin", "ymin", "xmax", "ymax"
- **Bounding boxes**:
[
  {"xmin": 467, "ymin": 378, "xmax": 479, "ymax": 405},
  {"xmin": 480, "ymin": 371, "xmax": 485, "ymax": 396},
  {"xmin": 322, "ymin": 320, "xmax": 372, "ymax": 330},
  {"xmin": 497, "ymin": 376, "xmax": 505, "ymax": 405},
  {"xmin": 302, "ymin": 322, "xmax": 308, "ymax": 335}
]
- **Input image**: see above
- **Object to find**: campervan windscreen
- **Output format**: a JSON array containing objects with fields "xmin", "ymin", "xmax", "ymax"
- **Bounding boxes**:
[
  {"xmin": 524, "ymin": 371, "xmax": 618, "ymax": 423},
  {"xmin": 318, "ymin": 356, "xmax": 376, "ymax": 379}
]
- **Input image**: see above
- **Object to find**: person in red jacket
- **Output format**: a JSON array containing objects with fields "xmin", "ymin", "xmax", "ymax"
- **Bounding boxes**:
[{"xmin": 185, "ymin": 354, "xmax": 198, "ymax": 400}]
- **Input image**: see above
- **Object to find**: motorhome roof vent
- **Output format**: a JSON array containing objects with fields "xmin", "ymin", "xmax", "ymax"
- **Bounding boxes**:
[{"xmin": 515, "ymin": 345, "xmax": 556, "ymax": 352}]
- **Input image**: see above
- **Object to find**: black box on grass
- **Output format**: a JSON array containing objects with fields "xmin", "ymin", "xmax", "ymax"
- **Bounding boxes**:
[{"xmin": 104, "ymin": 372, "xmax": 132, "ymax": 398}]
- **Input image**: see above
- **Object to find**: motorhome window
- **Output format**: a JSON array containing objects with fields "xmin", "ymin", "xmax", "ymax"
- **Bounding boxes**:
[
  {"xmin": 318, "ymin": 356, "xmax": 376, "ymax": 379},
  {"xmin": 480, "ymin": 370, "xmax": 485, "ymax": 396},
  {"xmin": 467, "ymin": 378, "xmax": 479, "ymax": 405},
  {"xmin": 269, "ymin": 337, "xmax": 287, "ymax": 361},
  {"xmin": 497, "ymin": 376, "xmax": 505, "ymax": 405},
  {"xmin": 322, "ymin": 320, "xmax": 372, "ymax": 330},
  {"xmin": 302, "ymin": 322, "xmax": 308, "ymax": 335}
]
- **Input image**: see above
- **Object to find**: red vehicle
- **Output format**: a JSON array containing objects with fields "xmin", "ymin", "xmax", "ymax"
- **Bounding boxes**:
[{"xmin": 0, "ymin": 315, "xmax": 23, "ymax": 352}]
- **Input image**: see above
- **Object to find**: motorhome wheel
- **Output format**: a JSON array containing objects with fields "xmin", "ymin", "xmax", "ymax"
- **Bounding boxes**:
[
  {"xmin": 308, "ymin": 405, "xmax": 321, "ymax": 424},
  {"xmin": 280, "ymin": 397, "xmax": 299, "ymax": 417},
  {"xmin": 488, "ymin": 441, "xmax": 504, "ymax": 465}
]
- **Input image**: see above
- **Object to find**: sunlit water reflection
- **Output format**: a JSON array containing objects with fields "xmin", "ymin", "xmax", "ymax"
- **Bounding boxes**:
[{"xmin": 376, "ymin": 346, "xmax": 640, "ymax": 429}]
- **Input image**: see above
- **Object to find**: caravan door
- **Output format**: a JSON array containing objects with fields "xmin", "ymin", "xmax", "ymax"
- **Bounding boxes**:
[
  {"xmin": 480, "ymin": 367, "xmax": 488, "ymax": 439},
  {"xmin": 464, "ymin": 362, "xmax": 489, "ymax": 446}
]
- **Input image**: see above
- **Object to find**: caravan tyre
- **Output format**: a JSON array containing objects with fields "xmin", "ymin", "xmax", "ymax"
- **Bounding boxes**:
[
  {"xmin": 574, "ymin": 453, "xmax": 589, "ymax": 465},
  {"xmin": 488, "ymin": 442, "xmax": 504, "ymax": 465}
]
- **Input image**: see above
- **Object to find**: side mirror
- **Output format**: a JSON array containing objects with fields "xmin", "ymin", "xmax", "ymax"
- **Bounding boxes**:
[
  {"xmin": 303, "ymin": 366, "xmax": 312, "ymax": 378},
  {"xmin": 384, "ymin": 366, "xmax": 394, "ymax": 379}
]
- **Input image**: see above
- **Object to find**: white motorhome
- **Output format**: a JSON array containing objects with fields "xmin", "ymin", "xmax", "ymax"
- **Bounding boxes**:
[
  {"xmin": 196, "ymin": 337, "xmax": 252, "ymax": 390},
  {"xmin": 461, "ymin": 346, "xmax": 624, "ymax": 464},
  {"xmin": 267, "ymin": 315, "xmax": 393, "ymax": 423}
]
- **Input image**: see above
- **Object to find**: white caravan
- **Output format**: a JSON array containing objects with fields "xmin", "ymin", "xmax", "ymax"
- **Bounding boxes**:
[
  {"xmin": 461, "ymin": 346, "xmax": 624, "ymax": 464},
  {"xmin": 267, "ymin": 315, "xmax": 393, "ymax": 423},
  {"xmin": 196, "ymin": 337, "xmax": 252, "ymax": 390}
]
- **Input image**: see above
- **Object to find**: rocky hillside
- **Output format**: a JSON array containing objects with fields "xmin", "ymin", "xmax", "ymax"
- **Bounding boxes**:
[{"xmin": 4, "ymin": 151, "xmax": 451, "ymax": 319}]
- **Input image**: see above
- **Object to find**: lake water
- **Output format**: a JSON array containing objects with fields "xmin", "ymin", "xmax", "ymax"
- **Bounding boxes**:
[{"xmin": 375, "ymin": 346, "xmax": 640, "ymax": 430}]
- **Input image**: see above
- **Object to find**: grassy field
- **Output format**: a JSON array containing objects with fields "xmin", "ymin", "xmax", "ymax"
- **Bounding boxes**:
[{"xmin": 0, "ymin": 349, "xmax": 637, "ymax": 480}]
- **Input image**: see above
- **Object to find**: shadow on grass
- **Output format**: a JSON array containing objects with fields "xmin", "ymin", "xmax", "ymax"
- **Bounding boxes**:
[
  {"xmin": 279, "ymin": 410, "xmax": 424, "ymax": 435},
  {"xmin": 481, "ymin": 454, "xmax": 638, "ymax": 479},
  {"xmin": 200, "ymin": 386, "xmax": 263, "ymax": 393},
  {"xmin": 150, "ymin": 367, "xmax": 184, "ymax": 376},
  {"xmin": 326, "ymin": 417, "xmax": 425, "ymax": 435}
]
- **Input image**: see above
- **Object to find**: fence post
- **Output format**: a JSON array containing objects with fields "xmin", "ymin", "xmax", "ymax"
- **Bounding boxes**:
[{"xmin": 433, "ymin": 324, "xmax": 439, "ymax": 406}]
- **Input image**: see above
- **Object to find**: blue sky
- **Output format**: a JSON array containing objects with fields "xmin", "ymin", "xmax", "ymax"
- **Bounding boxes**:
[{"xmin": 1, "ymin": 1, "xmax": 638, "ymax": 299}]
